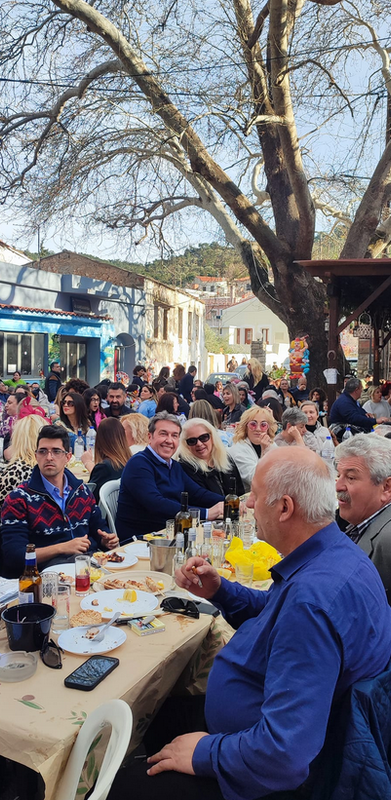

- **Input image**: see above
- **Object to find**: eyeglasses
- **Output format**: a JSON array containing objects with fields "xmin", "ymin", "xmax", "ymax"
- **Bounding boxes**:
[
  {"xmin": 36, "ymin": 448, "xmax": 67, "ymax": 457},
  {"xmin": 40, "ymin": 639, "xmax": 63, "ymax": 669},
  {"xmin": 186, "ymin": 433, "xmax": 211, "ymax": 446},
  {"xmin": 62, "ymin": 400, "xmax": 74, "ymax": 407},
  {"xmin": 247, "ymin": 420, "xmax": 269, "ymax": 431},
  {"xmin": 161, "ymin": 597, "xmax": 199, "ymax": 619}
]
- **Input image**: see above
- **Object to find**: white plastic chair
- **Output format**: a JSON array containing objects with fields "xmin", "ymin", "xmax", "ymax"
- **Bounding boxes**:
[
  {"xmin": 99, "ymin": 479, "xmax": 121, "ymax": 534},
  {"xmin": 57, "ymin": 699, "xmax": 133, "ymax": 800}
]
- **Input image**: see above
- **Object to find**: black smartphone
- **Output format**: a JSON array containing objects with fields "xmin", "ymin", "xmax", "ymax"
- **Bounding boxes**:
[{"xmin": 64, "ymin": 655, "xmax": 119, "ymax": 691}]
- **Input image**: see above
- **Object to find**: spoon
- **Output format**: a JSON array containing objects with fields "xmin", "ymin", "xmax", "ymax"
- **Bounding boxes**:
[{"xmin": 85, "ymin": 611, "xmax": 121, "ymax": 643}]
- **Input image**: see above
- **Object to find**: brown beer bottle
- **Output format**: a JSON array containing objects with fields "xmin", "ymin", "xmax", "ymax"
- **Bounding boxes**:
[
  {"xmin": 224, "ymin": 477, "xmax": 240, "ymax": 522},
  {"xmin": 19, "ymin": 544, "xmax": 42, "ymax": 604},
  {"xmin": 174, "ymin": 492, "xmax": 192, "ymax": 550}
]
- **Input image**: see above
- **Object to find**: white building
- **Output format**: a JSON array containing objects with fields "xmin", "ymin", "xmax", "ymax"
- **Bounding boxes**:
[{"xmin": 221, "ymin": 295, "xmax": 290, "ymax": 368}]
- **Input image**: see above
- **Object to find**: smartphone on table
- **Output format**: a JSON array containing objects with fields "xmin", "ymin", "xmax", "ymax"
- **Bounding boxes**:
[{"xmin": 64, "ymin": 655, "xmax": 119, "ymax": 691}]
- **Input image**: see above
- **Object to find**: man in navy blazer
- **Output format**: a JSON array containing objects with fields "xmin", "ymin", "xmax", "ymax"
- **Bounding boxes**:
[
  {"xmin": 116, "ymin": 411, "xmax": 224, "ymax": 541},
  {"xmin": 329, "ymin": 377, "xmax": 387, "ymax": 431}
]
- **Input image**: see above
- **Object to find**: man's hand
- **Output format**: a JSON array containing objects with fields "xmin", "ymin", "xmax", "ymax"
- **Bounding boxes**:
[
  {"xmin": 61, "ymin": 535, "xmax": 91, "ymax": 555},
  {"xmin": 376, "ymin": 417, "xmax": 389, "ymax": 424},
  {"xmin": 98, "ymin": 529, "xmax": 119, "ymax": 549},
  {"xmin": 147, "ymin": 732, "xmax": 209, "ymax": 776},
  {"xmin": 207, "ymin": 501, "xmax": 224, "ymax": 520},
  {"xmin": 176, "ymin": 557, "xmax": 221, "ymax": 599}
]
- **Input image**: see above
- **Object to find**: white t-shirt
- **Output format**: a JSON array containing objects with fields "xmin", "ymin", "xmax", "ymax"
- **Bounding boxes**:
[{"xmin": 362, "ymin": 399, "xmax": 391, "ymax": 418}]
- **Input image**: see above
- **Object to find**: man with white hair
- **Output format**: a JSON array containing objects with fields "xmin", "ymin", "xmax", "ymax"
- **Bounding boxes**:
[
  {"xmin": 127, "ymin": 448, "xmax": 391, "ymax": 800},
  {"xmin": 335, "ymin": 433, "xmax": 391, "ymax": 600}
]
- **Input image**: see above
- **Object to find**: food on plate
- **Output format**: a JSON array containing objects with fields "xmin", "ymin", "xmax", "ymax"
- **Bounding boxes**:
[
  {"xmin": 103, "ymin": 577, "xmax": 161, "ymax": 593},
  {"xmin": 91, "ymin": 599, "xmax": 99, "ymax": 606},
  {"xmin": 104, "ymin": 606, "xmax": 113, "ymax": 612},
  {"xmin": 58, "ymin": 572, "xmax": 74, "ymax": 585},
  {"xmin": 70, "ymin": 610, "xmax": 102, "ymax": 628},
  {"xmin": 84, "ymin": 627, "xmax": 100, "ymax": 640},
  {"xmin": 107, "ymin": 552, "xmax": 125, "ymax": 563},
  {"xmin": 122, "ymin": 589, "xmax": 137, "ymax": 603},
  {"xmin": 93, "ymin": 551, "xmax": 125, "ymax": 565},
  {"xmin": 90, "ymin": 568, "xmax": 104, "ymax": 583},
  {"xmin": 145, "ymin": 576, "xmax": 163, "ymax": 593}
]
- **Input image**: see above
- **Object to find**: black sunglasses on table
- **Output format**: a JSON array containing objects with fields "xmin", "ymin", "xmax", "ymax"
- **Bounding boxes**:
[
  {"xmin": 160, "ymin": 597, "xmax": 200, "ymax": 619},
  {"xmin": 40, "ymin": 639, "xmax": 63, "ymax": 669}
]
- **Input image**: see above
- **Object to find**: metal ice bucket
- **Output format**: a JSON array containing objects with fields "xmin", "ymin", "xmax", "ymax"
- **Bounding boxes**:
[{"xmin": 148, "ymin": 538, "xmax": 175, "ymax": 575}]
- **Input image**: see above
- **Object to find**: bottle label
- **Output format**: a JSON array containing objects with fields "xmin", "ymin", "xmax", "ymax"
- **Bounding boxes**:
[{"xmin": 18, "ymin": 591, "xmax": 34, "ymax": 604}]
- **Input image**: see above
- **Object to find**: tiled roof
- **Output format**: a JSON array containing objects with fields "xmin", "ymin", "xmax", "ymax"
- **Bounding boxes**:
[{"xmin": 0, "ymin": 303, "xmax": 112, "ymax": 320}]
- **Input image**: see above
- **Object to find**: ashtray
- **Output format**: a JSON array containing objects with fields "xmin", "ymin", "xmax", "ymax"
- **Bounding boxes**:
[{"xmin": 0, "ymin": 651, "xmax": 38, "ymax": 682}]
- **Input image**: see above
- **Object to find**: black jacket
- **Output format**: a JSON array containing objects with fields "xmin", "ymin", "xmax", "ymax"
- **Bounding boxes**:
[
  {"xmin": 247, "ymin": 372, "xmax": 269, "ymax": 402},
  {"xmin": 178, "ymin": 372, "xmax": 195, "ymax": 402},
  {"xmin": 90, "ymin": 459, "xmax": 125, "ymax": 504},
  {"xmin": 179, "ymin": 457, "xmax": 245, "ymax": 496},
  {"xmin": 44, "ymin": 370, "xmax": 62, "ymax": 402},
  {"xmin": 222, "ymin": 403, "xmax": 246, "ymax": 425}
]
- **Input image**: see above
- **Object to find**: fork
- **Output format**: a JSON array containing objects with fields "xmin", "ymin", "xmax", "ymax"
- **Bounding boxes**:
[{"xmin": 87, "ymin": 611, "xmax": 121, "ymax": 642}]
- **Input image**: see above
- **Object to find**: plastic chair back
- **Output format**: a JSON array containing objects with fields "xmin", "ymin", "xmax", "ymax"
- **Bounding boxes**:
[
  {"xmin": 57, "ymin": 699, "xmax": 132, "ymax": 800},
  {"xmin": 99, "ymin": 479, "xmax": 121, "ymax": 534}
]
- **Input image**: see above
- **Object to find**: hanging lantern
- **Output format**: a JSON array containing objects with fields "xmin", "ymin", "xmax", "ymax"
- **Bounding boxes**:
[{"xmin": 357, "ymin": 312, "xmax": 372, "ymax": 340}]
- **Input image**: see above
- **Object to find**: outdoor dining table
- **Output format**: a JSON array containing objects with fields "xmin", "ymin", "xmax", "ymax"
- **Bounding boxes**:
[{"xmin": 0, "ymin": 555, "xmax": 214, "ymax": 800}]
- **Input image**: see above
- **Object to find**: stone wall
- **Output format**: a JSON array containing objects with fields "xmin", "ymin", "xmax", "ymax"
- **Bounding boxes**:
[{"xmin": 250, "ymin": 339, "xmax": 266, "ymax": 370}]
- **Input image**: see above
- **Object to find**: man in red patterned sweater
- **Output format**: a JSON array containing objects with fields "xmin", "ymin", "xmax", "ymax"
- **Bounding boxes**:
[{"xmin": 0, "ymin": 425, "xmax": 118, "ymax": 578}]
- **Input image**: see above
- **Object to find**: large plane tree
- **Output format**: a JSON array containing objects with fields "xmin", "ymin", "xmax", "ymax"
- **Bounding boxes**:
[{"xmin": 1, "ymin": 0, "xmax": 390, "ymax": 382}]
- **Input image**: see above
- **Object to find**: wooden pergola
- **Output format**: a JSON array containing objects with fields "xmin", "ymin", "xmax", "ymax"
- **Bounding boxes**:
[{"xmin": 295, "ymin": 259, "xmax": 391, "ymax": 406}]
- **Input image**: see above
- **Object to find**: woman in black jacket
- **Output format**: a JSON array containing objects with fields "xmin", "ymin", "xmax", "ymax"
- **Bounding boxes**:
[
  {"xmin": 177, "ymin": 417, "xmax": 244, "ymax": 496},
  {"xmin": 81, "ymin": 417, "xmax": 130, "ymax": 503},
  {"xmin": 221, "ymin": 383, "xmax": 246, "ymax": 425}
]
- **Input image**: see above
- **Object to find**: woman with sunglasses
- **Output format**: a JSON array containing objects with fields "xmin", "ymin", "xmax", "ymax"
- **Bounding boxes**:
[
  {"xmin": 177, "ymin": 418, "xmax": 244, "ymax": 495},
  {"xmin": 230, "ymin": 406, "xmax": 277, "ymax": 491},
  {"xmin": 54, "ymin": 391, "xmax": 89, "ymax": 452},
  {"xmin": 83, "ymin": 388, "xmax": 107, "ymax": 430},
  {"xmin": 221, "ymin": 382, "xmax": 246, "ymax": 425}
]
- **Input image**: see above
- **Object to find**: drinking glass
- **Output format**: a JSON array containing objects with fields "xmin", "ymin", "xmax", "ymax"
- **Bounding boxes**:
[
  {"xmin": 75, "ymin": 555, "xmax": 91, "ymax": 596},
  {"xmin": 211, "ymin": 540, "xmax": 224, "ymax": 568},
  {"xmin": 189, "ymin": 508, "xmax": 200, "ymax": 528},
  {"xmin": 235, "ymin": 562, "xmax": 254, "ymax": 587},
  {"xmin": 41, "ymin": 572, "xmax": 58, "ymax": 610},
  {"xmin": 52, "ymin": 584, "xmax": 70, "ymax": 633},
  {"xmin": 165, "ymin": 519, "xmax": 175, "ymax": 540}
]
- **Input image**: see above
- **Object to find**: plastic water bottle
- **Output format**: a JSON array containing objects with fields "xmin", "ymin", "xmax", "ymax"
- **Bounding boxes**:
[
  {"xmin": 320, "ymin": 435, "xmax": 335, "ymax": 462},
  {"xmin": 74, "ymin": 429, "xmax": 85, "ymax": 461},
  {"xmin": 342, "ymin": 426, "xmax": 353, "ymax": 441},
  {"xmin": 86, "ymin": 426, "xmax": 96, "ymax": 459},
  {"xmin": 48, "ymin": 402, "xmax": 56, "ymax": 420}
]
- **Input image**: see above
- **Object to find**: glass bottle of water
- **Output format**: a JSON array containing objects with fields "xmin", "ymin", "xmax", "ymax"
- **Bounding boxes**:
[
  {"xmin": 185, "ymin": 528, "xmax": 197, "ymax": 561},
  {"xmin": 173, "ymin": 532, "xmax": 185, "ymax": 575}
]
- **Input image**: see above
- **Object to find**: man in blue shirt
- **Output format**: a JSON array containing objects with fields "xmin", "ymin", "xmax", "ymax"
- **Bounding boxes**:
[
  {"xmin": 142, "ymin": 447, "xmax": 391, "ymax": 800},
  {"xmin": 329, "ymin": 376, "xmax": 388, "ymax": 430},
  {"xmin": 116, "ymin": 412, "xmax": 224, "ymax": 541}
]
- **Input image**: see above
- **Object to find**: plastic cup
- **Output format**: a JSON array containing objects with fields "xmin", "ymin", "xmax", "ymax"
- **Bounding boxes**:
[
  {"xmin": 52, "ymin": 585, "xmax": 70, "ymax": 633},
  {"xmin": 235, "ymin": 562, "xmax": 254, "ymax": 587},
  {"xmin": 75, "ymin": 554, "xmax": 91, "ymax": 596}
]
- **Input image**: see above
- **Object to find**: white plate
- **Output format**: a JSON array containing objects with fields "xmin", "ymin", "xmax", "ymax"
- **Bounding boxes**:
[
  {"xmin": 124, "ymin": 542, "xmax": 150, "ymax": 560},
  {"xmin": 58, "ymin": 626, "xmax": 127, "ymax": 655},
  {"xmin": 97, "ymin": 552, "xmax": 138, "ymax": 570},
  {"xmin": 80, "ymin": 588, "xmax": 158, "ymax": 619}
]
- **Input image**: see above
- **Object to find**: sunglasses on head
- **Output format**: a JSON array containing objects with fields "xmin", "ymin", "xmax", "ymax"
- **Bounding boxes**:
[
  {"xmin": 247, "ymin": 420, "xmax": 269, "ymax": 431},
  {"xmin": 186, "ymin": 433, "xmax": 211, "ymax": 447},
  {"xmin": 40, "ymin": 638, "xmax": 63, "ymax": 669},
  {"xmin": 160, "ymin": 597, "xmax": 200, "ymax": 619}
]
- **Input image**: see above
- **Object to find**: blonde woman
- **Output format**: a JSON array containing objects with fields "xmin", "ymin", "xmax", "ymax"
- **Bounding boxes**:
[
  {"xmin": 230, "ymin": 406, "xmax": 277, "ymax": 491},
  {"xmin": 221, "ymin": 382, "xmax": 246, "ymax": 425},
  {"xmin": 121, "ymin": 413, "xmax": 149, "ymax": 454},
  {"xmin": 177, "ymin": 418, "xmax": 244, "ymax": 495},
  {"xmin": 0, "ymin": 415, "xmax": 47, "ymax": 507},
  {"xmin": 246, "ymin": 358, "xmax": 269, "ymax": 401}
]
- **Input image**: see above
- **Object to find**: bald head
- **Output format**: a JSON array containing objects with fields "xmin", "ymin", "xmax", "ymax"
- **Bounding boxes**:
[{"xmin": 248, "ymin": 447, "xmax": 336, "ymax": 555}]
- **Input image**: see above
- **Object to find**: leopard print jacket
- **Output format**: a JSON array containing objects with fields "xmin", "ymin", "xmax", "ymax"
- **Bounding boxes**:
[{"xmin": 0, "ymin": 460, "xmax": 33, "ymax": 509}]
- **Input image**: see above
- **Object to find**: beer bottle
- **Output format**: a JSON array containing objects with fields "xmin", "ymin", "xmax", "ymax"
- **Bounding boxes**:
[
  {"xmin": 175, "ymin": 492, "xmax": 192, "ymax": 550},
  {"xmin": 224, "ymin": 477, "xmax": 240, "ymax": 522},
  {"xmin": 19, "ymin": 544, "xmax": 42, "ymax": 604}
]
